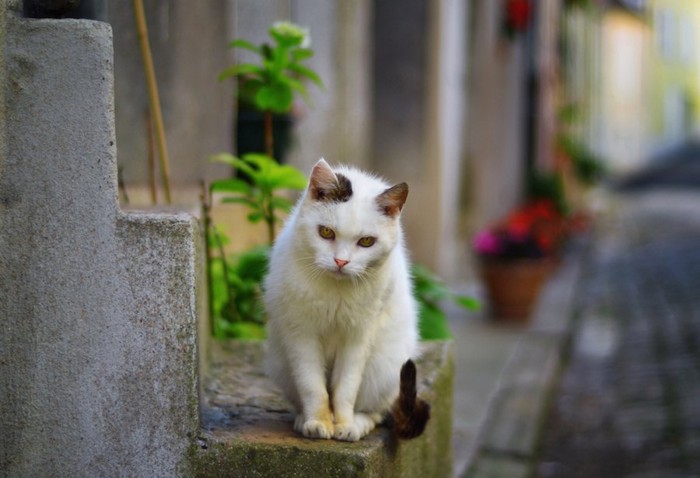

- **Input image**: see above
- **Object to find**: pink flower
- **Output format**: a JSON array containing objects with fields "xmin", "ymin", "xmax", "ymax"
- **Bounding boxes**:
[{"xmin": 473, "ymin": 230, "xmax": 504, "ymax": 255}]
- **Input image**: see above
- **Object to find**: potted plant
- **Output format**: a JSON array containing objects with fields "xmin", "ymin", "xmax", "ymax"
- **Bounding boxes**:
[
  {"xmin": 473, "ymin": 198, "xmax": 566, "ymax": 322},
  {"xmin": 206, "ymin": 21, "xmax": 322, "ymax": 339},
  {"xmin": 220, "ymin": 21, "xmax": 323, "ymax": 162}
]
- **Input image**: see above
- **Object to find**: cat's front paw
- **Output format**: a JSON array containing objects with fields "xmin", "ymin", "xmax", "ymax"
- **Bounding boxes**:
[
  {"xmin": 333, "ymin": 413, "xmax": 376, "ymax": 442},
  {"xmin": 295, "ymin": 414, "xmax": 334, "ymax": 439}
]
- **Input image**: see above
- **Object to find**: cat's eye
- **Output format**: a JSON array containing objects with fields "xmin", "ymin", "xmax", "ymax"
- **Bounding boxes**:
[
  {"xmin": 357, "ymin": 236, "xmax": 376, "ymax": 248},
  {"xmin": 318, "ymin": 225, "xmax": 336, "ymax": 240}
]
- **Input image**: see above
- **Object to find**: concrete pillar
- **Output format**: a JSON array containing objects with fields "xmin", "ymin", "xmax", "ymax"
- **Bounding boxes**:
[
  {"xmin": 372, "ymin": 0, "xmax": 469, "ymax": 279},
  {"xmin": 423, "ymin": 0, "xmax": 469, "ymax": 280},
  {"xmin": 0, "ymin": 4, "xmax": 201, "ymax": 475},
  {"xmin": 468, "ymin": 0, "xmax": 528, "ymax": 229}
]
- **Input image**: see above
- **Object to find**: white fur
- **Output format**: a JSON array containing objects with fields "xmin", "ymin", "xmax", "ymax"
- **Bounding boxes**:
[{"xmin": 264, "ymin": 160, "xmax": 419, "ymax": 442}]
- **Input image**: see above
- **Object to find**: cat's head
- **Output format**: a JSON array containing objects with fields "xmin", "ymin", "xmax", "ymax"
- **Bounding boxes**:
[{"xmin": 296, "ymin": 159, "xmax": 408, "ymax": 279}]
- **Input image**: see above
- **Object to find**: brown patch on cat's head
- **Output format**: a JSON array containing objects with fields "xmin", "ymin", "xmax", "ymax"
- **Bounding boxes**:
[
  {"xmin": 377, "ymin": 182, "xmax": 408, "ymax": 217},
  {"xmin": 309, "ymin": 159, "xmax": 353, "ymax": 203}
]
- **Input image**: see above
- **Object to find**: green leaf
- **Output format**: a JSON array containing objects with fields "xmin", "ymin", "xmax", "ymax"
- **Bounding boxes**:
[
  {"xmin": 207, "ymin": 225, "xmax": 231, "ymax": 248},
  {"xmin": 285, "ymin": 77, "xmax": 310, "ymax": 104},
  {"xmin": 418, "ymin": 303, "xmax": 453, "ymax": 340},
  {"xmin": 247, "ymin": 211, "xmax": 264, "ymax": 223},
  {"xmin": 261, "ymin": 43, "xmax": 273, "ymax": 60},
  {"xmin": 267, "ymin": 165, "xmax": 308, "ymax": 190},
  {"xmin": 270, "ymin": 195, "xmax": 294, "ymax": 213},
  {"xmin": 210, "ymin": 153, "xmax": 258, "ymax": 180},
  {"xmin": 454, "ymin": 296, "xmax": 481, "ymax": 311},
  {"xmin": 237, "ymin": 77, "xmax": 264, "ymax": 105},
  {"xmin": 291, "ymin": 48, "xmax": 314, "ymax": 62},
  {"xmin": 288, "ymin": 63, "xmax": 323, "ymax": 87},
  {"xmin": 221, "ymin": 197, "xmax": 259, "ymax": 209},
  {"xmin": 254, "ymin": 83, "xmax": 294, "ymax": 114},
  {"xmin": 412, "ymin": 264, "xmax": 451, "ymax": 302},
  {"xmin": 272, "ymin": 44, "xmax": 291, "ymax": 75},
  {"xmin": 241, "ymin": 153, "xmax": 277, "ymax": 173},
  {"xmin": 232, "ymin": 246, "xmax": 269, "ymax": 281},
  {"xmin": 209, "ymin": 152, "xmax": 237, "ymax": 166},
  {"xmin": 211, "ymin": 178, "xmax": 253, "ymax": 195},
  {"xmin": 228, "ymin": 38, "xmax": 262, "ymax": 54},
  {"xmin": 218, "ymin": 321, "xmax": 266, "ymax": 340},
  {"xmin": 218, "ymin": 63, "xmax": 264, "ymax": 81}
]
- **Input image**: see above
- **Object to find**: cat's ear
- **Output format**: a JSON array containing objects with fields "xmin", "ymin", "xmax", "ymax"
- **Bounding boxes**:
[
  {"xmin": 308, "ymin": 158, "xmax": 353, "ymax": 202},
  {"xmin": 377, "ymin": 182, "xmax": 408, "ymax": 218}
]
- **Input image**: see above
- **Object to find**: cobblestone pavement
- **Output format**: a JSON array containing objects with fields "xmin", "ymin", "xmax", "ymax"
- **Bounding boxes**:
[{"xmin": 536, "ymin": 190, "xmax": 700, "ymax": 477}]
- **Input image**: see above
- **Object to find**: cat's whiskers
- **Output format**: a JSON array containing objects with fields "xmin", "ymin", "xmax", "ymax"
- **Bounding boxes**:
[
  {"xmin": 349, "ymin": 268, "xmax": 373, "ymax": 290},
  {"xmin": 292, "ymin": 253, "xmax": 328, "ymax": 283}
]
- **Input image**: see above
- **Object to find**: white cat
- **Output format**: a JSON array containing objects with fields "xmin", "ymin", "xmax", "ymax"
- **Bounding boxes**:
[{"xmin": 264, "ymin": 158, "xmax": 429, "ymax": 442}]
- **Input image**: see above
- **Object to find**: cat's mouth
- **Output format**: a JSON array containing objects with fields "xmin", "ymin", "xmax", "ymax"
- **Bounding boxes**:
[
  {"xmin": 331, "ymin": 268, "xmax": 349, "ymax": 278},
  {"xmin": 325, "ymin": 266, "xmax": 352, "ymax": 279}
]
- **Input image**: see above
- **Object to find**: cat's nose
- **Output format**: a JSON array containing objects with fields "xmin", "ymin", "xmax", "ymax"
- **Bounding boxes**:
[{"xmin": 334, "ymin": 258, "xmax": 349, "ymax": 269}]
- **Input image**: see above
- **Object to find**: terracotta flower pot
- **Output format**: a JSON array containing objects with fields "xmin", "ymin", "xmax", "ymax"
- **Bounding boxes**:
[{"xmin": 478, "ymin": 257, "xmax": 555, "ymax": 323}]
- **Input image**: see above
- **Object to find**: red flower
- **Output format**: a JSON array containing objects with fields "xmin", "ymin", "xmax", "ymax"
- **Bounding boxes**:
[
  {"xmin": 505, "ymin": 0, "xmax": 531, "ymax": 32},
  {"xmin": 474, "ymin": 198, "xmax": 566, "ymax": 260}
]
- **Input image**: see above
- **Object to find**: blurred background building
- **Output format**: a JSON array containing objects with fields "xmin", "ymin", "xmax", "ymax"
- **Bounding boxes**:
[{"xmin": 108, "ymin": 0, "xmax": 700, "ymax": 281}]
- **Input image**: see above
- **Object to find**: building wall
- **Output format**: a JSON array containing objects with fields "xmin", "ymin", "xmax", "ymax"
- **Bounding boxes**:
[
  {"xmin": 466, "ymin": 0, "xmax": 529, "ymax": 229},
  {"xmin": 371, "ymin": 0, "xmax": 469, "ymax": 279},
  {"xmin": 599, "ymin": 9, "xmax": 651, "ymax": 172},
  {"xmin": 231, "ymin": 0, "xmax": 372, "ymax": 174},
  {"xmin": 563, "ymin": 4, "xmax": 652, "ymax": 173},
  {"xmin": 110, "ymin": 0, "xmax": 476, "ymax": 279},
  {"xmin": 109, "ymin": 0, "xmax": 234, "ymax": 195},
  {"xmin": 648, "ymin": 0, "xmax": 700, "ymax": 151}
]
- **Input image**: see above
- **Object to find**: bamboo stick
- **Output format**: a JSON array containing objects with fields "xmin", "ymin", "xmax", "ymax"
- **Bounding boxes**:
[{"xmin": 133, "ymin": 0, "xmax": 173, "ymax": 204}]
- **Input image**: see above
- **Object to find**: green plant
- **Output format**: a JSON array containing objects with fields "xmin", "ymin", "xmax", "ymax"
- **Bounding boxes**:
[
  {"xmin": 220, "ymin": 21, "xmax": 323, "ymax": 157},
  {"xmin": 527, "ymin": 170, "xmax": 569, "ymax": 215},
  {"xmin": 556, "ymin": 103, "xmax": 606, "ymax": 186},
  {"xmin": 209, "ymin": 239, "xmax": 269, "ymax": 340},
  {"xmin": 557, "ymin": 135, "xmax": 607, "ymax": 186},
  {"xmin": 412, "ymin": 264, "xmax": 480, "ymax": 340},
  {"xmin": 206, "ymin": 21, "xmax": 321, "ymax": 339},
  {"xmin": 210, "ymin": 152, "xmax": 307, "ymax": 244},
  {"xmin": 204, "ymin": 154, "xmax": 306, "ymax": 339}
]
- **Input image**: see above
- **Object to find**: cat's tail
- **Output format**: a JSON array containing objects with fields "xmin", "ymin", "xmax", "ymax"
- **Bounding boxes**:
[{"xmin": 391, "ymin": 359, "xmax": 431, "ymax": 439}]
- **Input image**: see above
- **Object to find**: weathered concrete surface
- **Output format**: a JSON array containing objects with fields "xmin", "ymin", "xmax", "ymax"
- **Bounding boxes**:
[
  {"xmin": 191, "ymin": 340, "xmax": 454, "ymax": 478},
  {"xmin": 0, "ymin": 9, "xmax": 200, "ymax": 476}
]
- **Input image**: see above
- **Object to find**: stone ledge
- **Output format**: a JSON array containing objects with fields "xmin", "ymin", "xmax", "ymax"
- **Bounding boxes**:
[
  {"xmin": 464, "ymin": 240, "xmax": 589, "ymax": 477},
  {"xmin": 189, "ymin": 340, "xmax": 454, "ymax": 478}
]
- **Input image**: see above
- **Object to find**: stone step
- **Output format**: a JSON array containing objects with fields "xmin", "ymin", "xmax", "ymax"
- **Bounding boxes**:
[{"xmin": 189, "ymin": 340, "xmax": 454, "ymax": 478}]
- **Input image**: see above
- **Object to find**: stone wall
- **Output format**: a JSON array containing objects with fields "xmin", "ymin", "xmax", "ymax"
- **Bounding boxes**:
[{"xmin": 0, "ymin": 4, "xmax": 201, "ymax": 475}]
